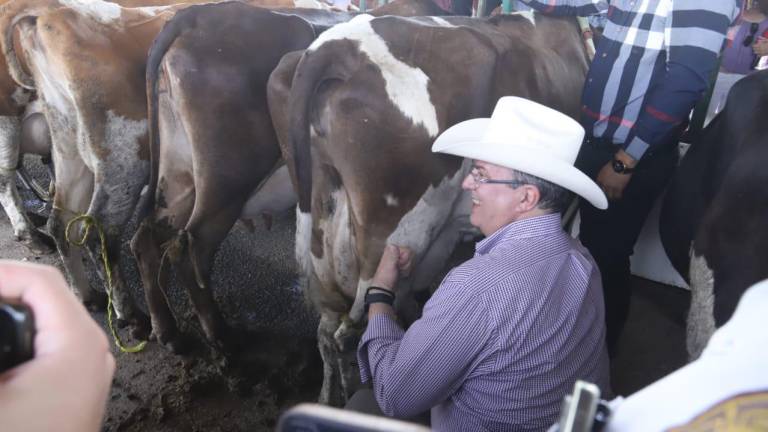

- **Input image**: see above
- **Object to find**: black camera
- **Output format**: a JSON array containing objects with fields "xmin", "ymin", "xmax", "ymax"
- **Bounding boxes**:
[{"xmin": 0, "ymin": 300, "xmax": 35, "ymax": 373}]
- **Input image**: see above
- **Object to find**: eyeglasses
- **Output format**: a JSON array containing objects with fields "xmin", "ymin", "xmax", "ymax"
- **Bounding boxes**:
[
  {"xmin": 743, "ymin": 22, "xmax": 760, "ymax": 47},
  {"xmin": 468, "ymin": 167, "xmax": 527, "ymax": 188}
]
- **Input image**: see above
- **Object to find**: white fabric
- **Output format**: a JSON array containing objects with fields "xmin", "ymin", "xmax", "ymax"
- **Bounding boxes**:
[
  {"xmin": 431, "ymin": 96, "xmax": 608, "ymax": 209},
  {"xmin": 605, "ymin": 278, "xmax": 768, "ymax": 431},
  {"xmin": 705, "ymin": 71, "xmax": 745, "ymax": 127}
]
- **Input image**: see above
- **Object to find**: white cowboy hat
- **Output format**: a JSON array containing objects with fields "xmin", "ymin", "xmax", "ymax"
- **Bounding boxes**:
[{"xmin": 432, "ymin": 96, "xmax": 608, "ymax": 210}]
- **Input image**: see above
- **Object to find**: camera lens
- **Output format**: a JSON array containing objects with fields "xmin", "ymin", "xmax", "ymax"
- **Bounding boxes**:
[{"xmin": 0, "ymin": 302, "xmax": 35, "ymax": 373}]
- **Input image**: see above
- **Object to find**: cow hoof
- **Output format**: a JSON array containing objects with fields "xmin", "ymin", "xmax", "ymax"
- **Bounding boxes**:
[
  {"xmin": 20, "ymin": 231, "xmax": 56, "ymax": 255},
  {"xmin": 166, "ymin": 338, "xmax": 192, "ymax": 355},
  {"xmin": 158, "ymin": 333, "xmax": 192, "ymax": 355},
  {"xmin": 83, "ymin": 291, "xmax": 108, "ymax": 312},
  {"xmin": 114, "ymin": 314, "xmax": 151, "ymax": 340},
  {"xmin": 130, "ymin": 319, "xmax": 151, "ymax": 341}
]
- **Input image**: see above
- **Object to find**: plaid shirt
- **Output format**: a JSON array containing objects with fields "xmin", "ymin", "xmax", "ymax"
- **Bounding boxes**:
[{"xmin": 521, "ymin": 0, "xmax": 741, "ymax": 160}]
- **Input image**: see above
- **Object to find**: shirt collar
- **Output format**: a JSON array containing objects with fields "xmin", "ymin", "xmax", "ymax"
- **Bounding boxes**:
[{"xmin": 475, "ymin": 213, "xmax": 563, "ymax": 256}]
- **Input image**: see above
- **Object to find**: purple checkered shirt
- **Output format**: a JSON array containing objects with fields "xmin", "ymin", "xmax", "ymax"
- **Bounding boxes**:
[{"xmin": 358, "ymin": 213, "xmax": 610, "ymax": 431}]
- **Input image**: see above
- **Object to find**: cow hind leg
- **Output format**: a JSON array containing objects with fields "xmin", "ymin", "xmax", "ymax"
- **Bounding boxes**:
[
  {"xmin": 687, "ymin": 250, "xmax": 716, "ymax": 360},
  {"xmin": 133, "ymin": 151, "xmax": 197, "ymax": 352},
  {"xmin": 48, "ymin": 181, "xmax": 107, "ymax": 310},
  {"xmin": 131, "ymin": 219, "xmax": 185, "ymax": 351},
  {"xmin": 317, "ymin": 311, "xmax": 346, "ymax": 407},
  {"xmin": 0, "ymin": 115, "xmax": 53, "ymax": 254},
  {"xmin": 84, "ymin": 198, "xmax": 148, "ymax": 326},
  {"xmin": 175, "ymin": 215, "xmax": 237, "ymax": 351},
  {"xmin": 82, "ymin": 114, "xmax": 150, "ymax": 330}
]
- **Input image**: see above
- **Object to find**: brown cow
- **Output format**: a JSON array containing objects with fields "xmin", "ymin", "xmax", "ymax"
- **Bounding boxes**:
[
  {"xmin": 6, "ymin": 2, "xmax": 207, "ymax": 328},
  {"xmin": 0, "ymin": 0, "xmax": 211, "ymax": 257},
  {"xmin": 269, "ymin": 11, "xmax": 590, "ymax": 404},
  {"xmin": 130, "ymin": 0, "xmax": 450, "ymax": 353}
]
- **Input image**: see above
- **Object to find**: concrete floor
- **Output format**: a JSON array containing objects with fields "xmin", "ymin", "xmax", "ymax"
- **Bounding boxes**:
[{"xmin": 611, "ymin": 277, "xmax": 689, "ymax": 396}]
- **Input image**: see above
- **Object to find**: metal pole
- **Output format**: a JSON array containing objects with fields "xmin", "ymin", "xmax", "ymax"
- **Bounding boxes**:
[
  {"xmin": 475, "ymin": 0, "xmax": 487, "ymax": 16},
  {"xmin": 359, "ymin": 0, "xmax": 366, "ymax": 12},
  {"xmin": 501, "ymin": 0, "xmax": 511, "ymax": 13}
]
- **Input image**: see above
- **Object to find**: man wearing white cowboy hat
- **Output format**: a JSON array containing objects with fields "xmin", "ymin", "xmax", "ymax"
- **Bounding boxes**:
[{"xmin": 353, "ymin": 97, "xmax": 610, "ymax": 431}]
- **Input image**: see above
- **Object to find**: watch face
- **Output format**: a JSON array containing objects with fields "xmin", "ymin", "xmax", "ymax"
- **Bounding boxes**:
[{"xmin": 612, "ymin": 159, "xmax": 625, "ymax": 173}]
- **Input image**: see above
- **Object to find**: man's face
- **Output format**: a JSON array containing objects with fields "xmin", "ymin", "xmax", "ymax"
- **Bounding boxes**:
[{"xmin": 461, "ymin": 160, "xmax": 523, "ymax": 236}]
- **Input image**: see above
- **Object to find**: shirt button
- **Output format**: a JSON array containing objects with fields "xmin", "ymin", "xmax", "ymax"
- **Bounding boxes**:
[
  {"xmin": 602, "ymin": 52, "xmax": 607, "ymax": 58},
  {"xmin": 588, "ymin": 78, "xmax": 593, "ymax": 83}
]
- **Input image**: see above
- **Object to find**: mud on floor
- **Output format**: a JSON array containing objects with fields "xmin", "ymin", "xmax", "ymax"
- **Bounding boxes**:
[{"xmin": 102, "ymin": 320, "xmax": 323, "ymax": 432}]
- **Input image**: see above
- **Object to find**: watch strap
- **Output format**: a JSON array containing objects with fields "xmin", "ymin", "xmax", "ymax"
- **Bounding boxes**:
[{"xmin": 364, "ymin": 287, "xmax": 395, "ymax": 313}]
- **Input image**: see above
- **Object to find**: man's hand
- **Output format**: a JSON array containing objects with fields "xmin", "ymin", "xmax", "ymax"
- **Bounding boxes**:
[
  {"xmin": 371, "ymin": 244, "xmax": 414, "ymax": 292},
  {"xmin": 0, "ymin": 261, "xmax": 115, "ymax": 432},
  {"xmin": 597, "ymin": 164, "xmax": 632, "ymax": 200},
  {"xmin": 597, "ymin": 149, "xmax": 636, "ymax": 200},
  {"xmin": 754, "ymin": 36, "xmax": 768, "ymax": 57}
]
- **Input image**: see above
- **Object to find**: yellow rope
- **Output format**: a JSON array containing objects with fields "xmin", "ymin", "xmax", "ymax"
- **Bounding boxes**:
[{"xmin": 65, "ymin": 214, "xmax": 147, "ymax": 353}]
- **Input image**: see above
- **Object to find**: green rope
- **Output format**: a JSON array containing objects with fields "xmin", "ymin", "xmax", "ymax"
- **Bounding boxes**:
[{"xmin": 65, "ymin": 214, "xmax": 147, "ymax": 353}]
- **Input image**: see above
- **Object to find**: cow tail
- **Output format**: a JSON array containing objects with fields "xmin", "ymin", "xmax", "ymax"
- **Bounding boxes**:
[
  {"xmin": 0, "ymin": 3, "xmax": 45, "ymax": 90},
  {"xmin": 288, "ymin": 46, "xmax": 340, "ymax": 213}
]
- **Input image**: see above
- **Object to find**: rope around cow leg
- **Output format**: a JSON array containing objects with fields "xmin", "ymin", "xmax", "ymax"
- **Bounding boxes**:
[{"xmin": 65, "ymin": 214, "xmax": 147, "ymax": 353}]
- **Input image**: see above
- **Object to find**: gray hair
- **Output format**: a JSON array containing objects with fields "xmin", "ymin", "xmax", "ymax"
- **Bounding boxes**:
[{"xmin": 509, "ymin": 169, "xmax": 573, "ymax": 214}]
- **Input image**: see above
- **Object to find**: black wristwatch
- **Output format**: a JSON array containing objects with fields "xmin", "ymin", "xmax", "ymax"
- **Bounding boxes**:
[
  {"xmin": 612, "ymin": 158, "xmax": 635, "ymax": 174},
  {"xmin": 364, "ymin": 286, "xmax": 395, "ymax": 313}
]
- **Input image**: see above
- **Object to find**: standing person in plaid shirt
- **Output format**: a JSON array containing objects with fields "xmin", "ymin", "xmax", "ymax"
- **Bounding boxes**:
[{"xmin": 519, "ymin": 0, "xmax": 741, "ymax": 355}]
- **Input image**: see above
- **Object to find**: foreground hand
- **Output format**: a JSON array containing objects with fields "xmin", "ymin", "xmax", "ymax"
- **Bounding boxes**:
[
  {"xmin": 0, "ymin": 261, "xmax": 115, "ymax": 432},
  {"xmin": 371, "ymin": 245, "xmax": 414, "ymax": 292}
]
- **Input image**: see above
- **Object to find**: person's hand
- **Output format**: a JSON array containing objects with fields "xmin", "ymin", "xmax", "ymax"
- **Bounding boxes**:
[
  {"xmin": 371, "ymin": 245, "xmax": 414, "ymax": 292},
  {"xmin": 596, "ymin": 163, "xmax": 632, "ymax": 200},
  {"xmin": 0, "ymin": 261, "xmax": 115, "ymax": 432},
  {"xmin": 596, "ymin": 149, "xmax": 636, "ymax": 200},
  {"xmin": 753, "ymin": 37, "xmax": 768, "ymax": 57}
]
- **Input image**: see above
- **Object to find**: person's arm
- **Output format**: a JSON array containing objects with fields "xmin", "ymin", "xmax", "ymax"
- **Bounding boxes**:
[
  {"xmin": 358, "ymin": 279, "xmax": 493, "ymax": 419},
  {"xmin": 518, "ymin": 0, "xmax": 607, "ymax": 16},
  {"xmin": 622, "ymin": 3, "xmax": 739, "ymax": 160},
  {"xmin": 754, "ymin": 36, "xmax": 768, "ymax": 56},
  {"xmin": 0, "ymin": 261, "xmax": 115, "ymax": 432}
]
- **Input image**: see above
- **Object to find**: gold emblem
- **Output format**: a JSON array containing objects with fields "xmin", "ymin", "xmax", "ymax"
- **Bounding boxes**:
[{"xmin": 668, "ymin": 391, "xmax": 768, "ymax": 432}]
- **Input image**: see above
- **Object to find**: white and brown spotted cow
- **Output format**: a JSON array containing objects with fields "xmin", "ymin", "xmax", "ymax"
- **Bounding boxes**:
[
  {"xmin": 129, "ymin": 0, "xmax": 452, "ymax": 353},
  {"xmin": 661, "ymin": 70, "xmax": 768, "ymax": 360},
  {"xmin": 270, "ymin": 12, "xmax": 590, "ymax": 404}
]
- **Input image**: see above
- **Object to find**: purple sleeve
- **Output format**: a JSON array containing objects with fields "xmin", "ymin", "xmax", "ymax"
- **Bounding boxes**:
[{"xmin": 357, "ymin": 282, "xmax": 494, "ymax": 419}]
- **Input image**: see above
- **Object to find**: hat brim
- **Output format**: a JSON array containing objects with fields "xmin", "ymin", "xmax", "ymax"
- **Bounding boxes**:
[{"xmin": 433, "ymin": 118, "xmax": 608, "ymax": 210}]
